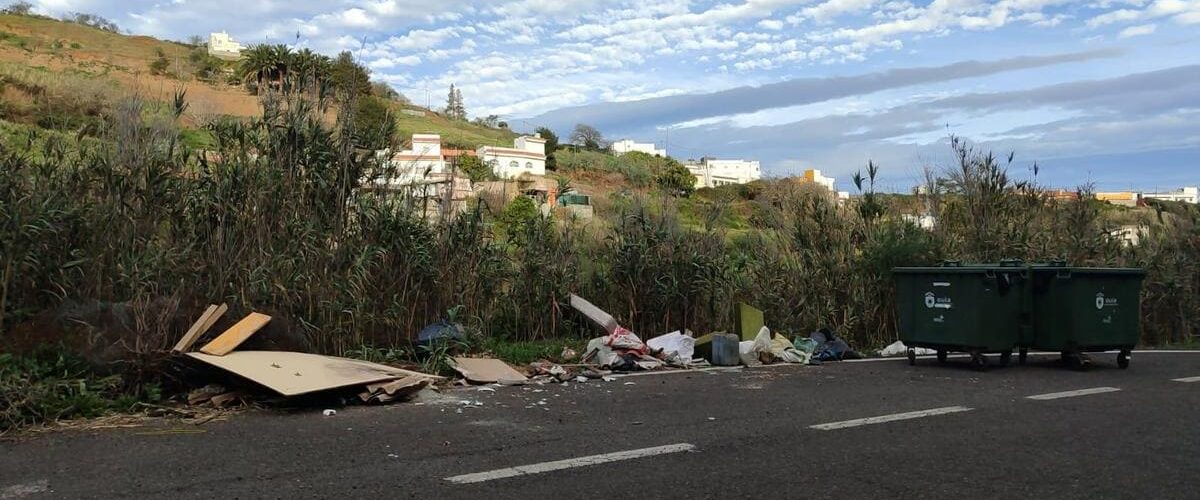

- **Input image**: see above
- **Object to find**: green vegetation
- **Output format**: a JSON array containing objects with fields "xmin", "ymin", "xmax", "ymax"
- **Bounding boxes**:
[{"xmin": 1, "ymin": 348, "xmax": 162, "ymax": 434}]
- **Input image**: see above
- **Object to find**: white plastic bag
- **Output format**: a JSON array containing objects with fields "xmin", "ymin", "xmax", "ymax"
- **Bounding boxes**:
[{"xmin": 647, "ymin": 331, "xmax": 695, "ymax": 363}]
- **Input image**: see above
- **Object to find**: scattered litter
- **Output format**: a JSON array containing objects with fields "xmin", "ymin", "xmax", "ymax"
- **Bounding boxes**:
[
  {"xmin": 707, "ymin": 417, "xmax": 716, "ymax": 421},
  {"xmin": 323, "ymin": 409, "xmax": 336, "ymax": 416},
  {"xmin": 623, "ymin": 382, "xmax": 635, "ymax": 385},
  {"xmin": 602, "ymin": 376, "xmax": 617, "ymax": 382},
  {"xmin": 879, "ymin": 340, "xmax": 935, "ymax": 357},
  {"xmin": 647, "ymin": 330, "xmax": 696, "ymax": 366},
  {"xmin": 561, "ymin": 347, "xmax": 578, "ymax": 360},
  {"xmin": 452, "ymin": 357, "xmax": 529, "ymax": 384},
  {"xmin": 417, "ymin": 320, "xmax": 465, "ymax": 349},
  {"xmin": 574, "ymin": 376, "xmax": 588, "ymax": 383},
  {"xmin": 632, "ymin": 421, "xmax": 643, "ymax": 425}
]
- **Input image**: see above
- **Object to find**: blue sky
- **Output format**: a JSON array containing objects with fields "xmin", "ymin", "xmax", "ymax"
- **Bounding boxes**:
[{"xmin": 28, "ymin": 1, "xmax": 1200, "ymax": 191}]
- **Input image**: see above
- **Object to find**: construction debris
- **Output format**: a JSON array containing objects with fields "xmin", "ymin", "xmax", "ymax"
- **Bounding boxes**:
[
  {"xmin": 199, "ymin": 312, "xmax": 272, "ymax": 356},
  {"xmin": 173, "ymin": 303, "xmax": 228, "ymax": 353},
  {"xmin": 186, "ymin": 351, "xmax": 440, "ymax": 397},
  {"xmin": 451, "ymin": 357, "xmax": 529, "ymax": 384},
  {"xmin": 570, "ymin": 294, "xmax": 619, "ymax": 334}
]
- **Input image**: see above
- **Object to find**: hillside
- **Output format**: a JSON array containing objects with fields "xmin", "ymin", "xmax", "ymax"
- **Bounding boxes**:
[{"xmin": 0, "ymin": 13, "xmax": 516, "ymax": 148}]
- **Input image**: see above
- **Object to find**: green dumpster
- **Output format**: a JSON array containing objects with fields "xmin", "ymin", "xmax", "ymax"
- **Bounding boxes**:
[
  {"xmin": 1024, "ymin": 263, "xmax": 1145, "ymax": 370},
  {"xmin": 893, "ymin": 261, "xmax": 1028, "ymax": 370}
]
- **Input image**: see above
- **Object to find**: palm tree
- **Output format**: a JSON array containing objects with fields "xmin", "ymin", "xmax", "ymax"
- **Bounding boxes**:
[
  {"xmin": 290, "ymin": 48, "xmax": 332, "ymax": 92},
  {"xmin": 238, "ymin": 44, "xmax": 293, "ymax": 93}
]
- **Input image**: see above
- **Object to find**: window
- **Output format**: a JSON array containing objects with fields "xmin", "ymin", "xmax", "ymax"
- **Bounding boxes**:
[
  {"xmin": 525, "ymin": 162, "xmax": 533, "ymax": 170},
  {"xmin": 509, "ymin": 160, "xmax": 519, "ymax": 170}
]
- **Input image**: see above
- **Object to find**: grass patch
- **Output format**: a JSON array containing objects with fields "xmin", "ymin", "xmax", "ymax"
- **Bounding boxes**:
[
  {"xmin": 477, "ymin": 337, "xmax": 586, "ymax": 366},
  {"xmin": 0, "ymin": 348, "xmax": 161, "ymax": 435}
]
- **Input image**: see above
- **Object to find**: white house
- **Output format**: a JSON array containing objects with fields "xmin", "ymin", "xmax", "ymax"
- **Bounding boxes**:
[
  {"xmin": 207, "ymin": 31, "xmax": 244, "ymax": 60},
  {"xmin": 802, "ymin": 169, "xmax": 836, "ymax": 191},
  {"xmin": 374, "ymin": 134, "xmax": 446, "ymax": 186},
  {"xmin": 478, "ymin": 135, "xmax": 547, "ymax": 179},
  {"xmin": 610, "ymin": 139, "xmax": 666, "ymax": 157},
  {"xmin": 1143, "ymin": 186, "xmax": 1199, "ymax": 204},
  {"xmin": 684, "ymin": 157, "xmax": 762, "ymax": 188}
]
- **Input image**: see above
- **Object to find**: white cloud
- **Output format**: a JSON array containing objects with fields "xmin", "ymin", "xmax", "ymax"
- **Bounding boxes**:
[
  {"xmin": 758, "ymin": 19, "xmax": 785, "ymax": 29},
  {"xmin": 1118, "ymin": 22, "xmax": 1157, "ymax": 36}
]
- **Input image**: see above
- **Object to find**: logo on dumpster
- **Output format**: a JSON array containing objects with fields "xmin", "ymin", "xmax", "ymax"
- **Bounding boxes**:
[
  {"xmin": 1095, "ymin": 292, "xmax": 1118, "ymax": 310},
  {"xmin": 924, "ymin": 292, "xmax": 952, "ymax": 309}
]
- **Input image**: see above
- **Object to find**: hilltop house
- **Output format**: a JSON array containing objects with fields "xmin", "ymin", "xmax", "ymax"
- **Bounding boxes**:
[
  {"xmin": 207, "ymin": 31, "xmax": 243, "ymax": 60},
  {"xmin": 610, "ymin": 139, "xmax": 666, "ymax": 157},
  {"xmin": 1143, "ymin": 186, "xmax": 1199, "ymax": 204},
  {"xmin": 684, "ymin": 157, "xmax": 762, "ymax": 188},
  {"xmin": 478, "ymin": 135, "xmax": 547, "ymax": 179}
]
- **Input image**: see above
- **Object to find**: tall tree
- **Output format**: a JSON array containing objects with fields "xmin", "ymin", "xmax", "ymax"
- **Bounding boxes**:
[
  {"xmin": 445, "ymin": 84, "xmax": 458, "ymax": 119},
  {"xmin": 569, "ymin": 123, "xmax": 604, "ymax": 150},
  {"xmin": 535, "ymin": 126, "xmax": 559, "ymax": 170},
  {"xmin": 453, "ymin": 87, "xmax": 465, "ymax": 119}
]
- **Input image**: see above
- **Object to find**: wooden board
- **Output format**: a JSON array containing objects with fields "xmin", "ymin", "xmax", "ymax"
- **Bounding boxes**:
[
  {"xmin": 186, "ymin": 351, "xmax": 439, "ymax": 396},
  {"xmin": 451, "ymin": 357, "xmax": 528, "ymax": 384},
  {"xmin": 569, "ymin": 294, "xmax": 619, "ymax": 334},
  {"xmin": 172, "ymin": 303, "xmax": 228, "ymax": 353},
  {"xmin": 199, "ymin": 312, "xmax": 271, "ymax": 356}
]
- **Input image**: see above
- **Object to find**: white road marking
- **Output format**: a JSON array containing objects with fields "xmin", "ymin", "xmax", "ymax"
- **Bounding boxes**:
[
  {"xmin": 1026, "ymin": 387, "xmax": 1121, "ymax": 400},
  {"xmin": 444, "ymin": 443, "xmax": 696, "ymax": 484},
  {"xmin": 1172, "ymin": 376, "xmax": 1200, "ymax": 383},
  {"xmin": 809, "ymin": 406, "xmax": 972, "ymax": 430}
]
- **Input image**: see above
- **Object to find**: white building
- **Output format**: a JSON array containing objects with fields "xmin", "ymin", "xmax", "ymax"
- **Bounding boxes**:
[
  {"xmin": 375, "ymin": 134, "xmax": 446, "ymax": 186},
  {"xmin": 1143, "ymin": 186, "xmax": 1199, "ymax": 204},
  {"xmin": 684, "ymin": 157, "xmax": 762, "ymax": 188},
  {"xmin": 207, "ymin": 31, "xmax": 244, "ymax": 60},
  {"xmin": 610, "ymin": 139, "xmax": 666, "ymax": 157},
  {"xmin": 802, "ymin": 169, "xmax": 835, "ymax": 191},
  {"xmin": 478, "ymin": 135, "xmax": 547, "ymax": 179}
]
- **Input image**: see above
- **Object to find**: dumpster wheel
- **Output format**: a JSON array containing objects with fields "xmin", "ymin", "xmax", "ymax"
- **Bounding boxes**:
[
  {"xmin": 999, "ymin": 351, "xmax": 1012, "ymax": 367},
  {"xmin": 1117, "ymin": 350, "xmax": 1130, "ymax": 369},
  {"xmin": 1018, "ymin": 348, "xmax": 1028, "ymax": 365},
  {"xmin": 936, "ymin": 350, "xmax": 947, "ymax": 364},
  {"xmin": 907, "ymin": 348, "xmax": 916, "ymax": 366},
  {"xmin": 969, "ymin": 352, "xmax": 987, "ymax": 371}
]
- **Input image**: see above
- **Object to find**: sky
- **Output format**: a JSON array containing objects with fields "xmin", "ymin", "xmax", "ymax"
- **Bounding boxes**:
[{"xmin": 25, "ymin": 0, "xmax": 1200, "ymax": 191}]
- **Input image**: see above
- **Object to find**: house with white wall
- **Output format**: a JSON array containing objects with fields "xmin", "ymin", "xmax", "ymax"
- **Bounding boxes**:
[
  {"xmin": 684, "ymin": 157, "xmax": 762, "ymax": 188},
  {"xmin": 610, "ymin": 139, "xmax": 666, "ymax": 157},
  {"xmin": 1143, "ymin": 186, "xmax": 1199, "ymax": 204},
  {"xmin": 207, "ymin": 31, "xmax": 244, "ymax": 60},
  {"xmin": 478, "ymin": 135, "xmax": 547, "ymax": 179},
  {"xmin": 374, "ymin": 134, "xmax": 446, "ymax": 187}
]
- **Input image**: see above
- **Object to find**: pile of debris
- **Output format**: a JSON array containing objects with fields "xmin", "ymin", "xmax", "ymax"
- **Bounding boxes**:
[
  {"xmin": 174, "ymin": 304, "xmax": 442, "ymax": 407},
  {"xmin": 538, "ymin": 295, "xmax": 862, "ymax": 378}
]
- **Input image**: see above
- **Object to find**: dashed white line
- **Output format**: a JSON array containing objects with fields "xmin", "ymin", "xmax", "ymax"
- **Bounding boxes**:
[
  {"xmin": 1172, "ymin": 376, "xmax": 1200, "ymax": 383},
  {"xmin": 444, "ymin": 443, "xmax": 696, "ymax": 484},
  {"xmin": 1026, "ymin": 387, "xmax": 1121, "ymax": 400},
  {"xmin": 809, "ymin": 406, "xmax": 973, "ymax": 430}
]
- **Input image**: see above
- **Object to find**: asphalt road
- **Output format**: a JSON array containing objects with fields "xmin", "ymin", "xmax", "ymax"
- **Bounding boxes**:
[{"xmin": 2, "ymin": 351, "xmax": 1199, "ymax": 499}]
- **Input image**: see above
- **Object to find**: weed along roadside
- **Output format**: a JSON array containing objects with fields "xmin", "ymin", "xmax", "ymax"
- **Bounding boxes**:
[{"xmin": 1, "ymin": 14, "xmax": 1199, "ymax": 434}]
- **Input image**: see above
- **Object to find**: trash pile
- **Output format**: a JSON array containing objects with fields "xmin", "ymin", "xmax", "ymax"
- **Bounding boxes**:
[
  {"xmin": 174, "ymin": 303, "xmax": 442, "ymax": 408},
  {"xmin": 523, "ymin": 295, "xmax": 864, "ymax": 379}
]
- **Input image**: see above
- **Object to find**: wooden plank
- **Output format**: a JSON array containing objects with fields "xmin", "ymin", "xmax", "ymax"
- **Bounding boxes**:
[
  {"xmin": 186, "ymin": 351, "xmax": 439, "ymax": 396},
  {"xmin": 172, "ymin": 305, "xmax": 216, "ymax": 353},
  {"xmin": 172, "ymin": 303, "xmax": 228, "ymax": 353},
  {"xmin": 199, "ymin": 312, "xmax": 271, "ymax": 356}
]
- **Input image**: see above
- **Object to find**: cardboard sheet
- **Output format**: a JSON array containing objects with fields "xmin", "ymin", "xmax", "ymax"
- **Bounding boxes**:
[
  {"xmin": 187, "ymin": 351, "xmax": 438, "ymax": 396},
  {"xmin": 451, "ymin": 357, "xmax": 528, "ymax": 384}
]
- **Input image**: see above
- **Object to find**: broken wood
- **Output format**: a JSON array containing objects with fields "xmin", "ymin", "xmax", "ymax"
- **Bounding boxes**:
[
  {"xmin": 198, "ymin": 312, "xmax": 271, "ymax": 356},
  {"xmin": 173, "ymin": 303, "xmax": 228, "ymax": 353}
]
